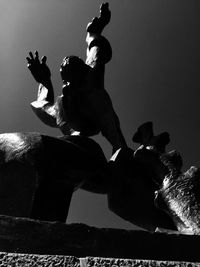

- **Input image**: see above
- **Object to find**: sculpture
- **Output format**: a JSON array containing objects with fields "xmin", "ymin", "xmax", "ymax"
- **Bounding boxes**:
[
  {"xmin": 111, "ymin": 121, "xmax": 200, "ymax": 234},
  {"xmin": 0, "ymin": 124, "xmax": 176, "ymax": 231},
  {"xmin": 26, "ymin": 3, "xmax": 127, "ymax": 155},
  {"xmin": 108, "ymin": 122, "xmax": 177, "ymax": 231},
  {"xmin": 0, "ymin": 123, "xmax": 199, "ymax": 233},
  {"xmin": 1, "ymin": 118, "xmax": 199, "ymax": 235},
  {"xmin": 0, "ymin": 132, "xmax": 108, "ymax": 221},
  {"xmin": 22, "ymin": 2, "xmax": 129, "ymax": 223},
  {"xmin": 0, "ymin": 2, "xmax": 199, "ymax": 235}
]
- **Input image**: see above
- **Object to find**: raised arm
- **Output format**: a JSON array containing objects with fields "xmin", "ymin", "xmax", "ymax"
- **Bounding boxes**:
[
  {"xmin": 84, "ymin": 4, "xmax": 128, "ymax": 152},
  {"xmin": 26, "ymin": 51, "xmax": 57, "ymax": 127},
  {"xmin": 26, "ymin": 51, "xmax": 54, "ymax": 103},
  {"xmin": 86, "ymin": 3, "xmax": 112, "ymax": 69}
]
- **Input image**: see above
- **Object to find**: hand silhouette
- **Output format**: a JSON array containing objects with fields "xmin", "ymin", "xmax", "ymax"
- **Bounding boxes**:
[
  {"xmin": 86, "ymin": 3, "xmax": 111, "ymax": 34},
  {"xmin": 26, "ymin": 51, "xmax": 51, "ymax": 83}
]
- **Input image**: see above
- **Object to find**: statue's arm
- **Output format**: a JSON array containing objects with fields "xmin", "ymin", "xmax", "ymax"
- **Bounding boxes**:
[
  {"xmin": 85, "ymin": 3, "xmax": 112, "ymax": 72},
  {"xmin": 85, "ymin": 4, "xmax": 127, "ymax": 152},
  {"xmin": 85, "ymin": 34, "xmax": 112, "ymax": 69},
  {"xmin": 30, "ymin": 95, "xmax": 57, "ymax": 128},
  {"xmin": 26, "ymin": 51, "xmax": 57, "ymax": 127}
]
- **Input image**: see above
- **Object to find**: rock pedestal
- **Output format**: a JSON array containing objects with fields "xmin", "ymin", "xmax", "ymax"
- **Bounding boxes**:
[
  {"xmin": 0, "ymin": 215, "xmax": 199, "ymax": 266},
  {"xmin": 0, "ymin": 253, "xmax": 197, "ymax": 267}
]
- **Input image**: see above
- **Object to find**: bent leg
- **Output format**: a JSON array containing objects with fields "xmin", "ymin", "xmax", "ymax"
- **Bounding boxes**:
[
  {"xmin": 31, "ymin": 175, "xmax": 74, "ymax": 222},
  {"xmin": 0, "ymin": 162, "xmax": 36, "ymax": 218}
]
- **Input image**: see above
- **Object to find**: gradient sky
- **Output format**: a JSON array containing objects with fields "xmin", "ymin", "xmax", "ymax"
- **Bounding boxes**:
[{"xmin": 0, "ymin": 0, "xmax": 200, "ymax": 230}]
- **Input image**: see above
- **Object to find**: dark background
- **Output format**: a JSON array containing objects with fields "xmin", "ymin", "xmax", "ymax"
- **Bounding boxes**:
[{"xmin": 0, "ymin": 0, "xmax": 200, "ymax": 230}]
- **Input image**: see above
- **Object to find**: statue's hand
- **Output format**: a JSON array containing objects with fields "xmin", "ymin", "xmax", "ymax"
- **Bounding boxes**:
[
  {"xmin": 86, "ymin": 3, "xmax": 111, "ymax": 34},
  {"xmin": 100, "ymin": 3, "xmax": 111, "ymax": 26},
  {"xmin": 26, "ymin": 51, "xmax": 51, "ymax": 84}
]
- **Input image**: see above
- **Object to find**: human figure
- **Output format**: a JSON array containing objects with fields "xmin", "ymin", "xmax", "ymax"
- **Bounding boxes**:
[{"xmin": 26, "ymin": 3, "xmax": 127, "ymax": 154}]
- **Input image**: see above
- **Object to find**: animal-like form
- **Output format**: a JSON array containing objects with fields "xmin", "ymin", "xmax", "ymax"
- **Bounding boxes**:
[
  {"xmin": 0, "ymin": 127, "xmax": 175, "ymax": 231},
  {"xmin": 0, "ymin": 122, "xmax": 199, "ymax": 234},
  {"xmin": 0, "ymin": 133, "xmax": 108, "ymax": 222}
]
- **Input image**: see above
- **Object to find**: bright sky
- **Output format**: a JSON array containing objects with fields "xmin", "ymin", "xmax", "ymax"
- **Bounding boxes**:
[{"xmin": 0, "ymin": 0, "xmax": 200, "ymax": 230}]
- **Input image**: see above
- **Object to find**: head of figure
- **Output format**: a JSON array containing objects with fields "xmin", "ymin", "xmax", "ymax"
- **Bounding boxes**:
[{"xmin": 60, "ymin": 56, "xmax": 89, "ymax": 90}]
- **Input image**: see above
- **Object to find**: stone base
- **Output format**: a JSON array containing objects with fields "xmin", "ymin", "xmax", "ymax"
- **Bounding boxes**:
[
  {"xmin": 0, "ymin": 252, "xmax": 198, "ymax": 267},
  {"xmin": 86, "ymin": 257, "xmax": 200, "ymax": 267},
  {"xmin": 0, "ymin": 252, "xmax": 79, "ymax": 267},
  {"xmin": 0, "ymin": 215, "xmax": 200, "ymax": 263}
]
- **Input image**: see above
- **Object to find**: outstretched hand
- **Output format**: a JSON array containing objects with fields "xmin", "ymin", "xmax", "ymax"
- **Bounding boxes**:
[
  {"xmin": 87, "ymin": 2, "xmax": 111, "ymax": 34},
  {"xmin": 26, "ymin": 51, "xmax": 51, "ymax": 84}
]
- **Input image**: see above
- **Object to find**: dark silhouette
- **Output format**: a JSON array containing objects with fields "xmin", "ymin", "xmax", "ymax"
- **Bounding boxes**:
[
  {"xmin": 0, "ymin": 3, "xmax": 198, "ymax": 234},
  {"xmin": 0, "ymin": 124, "xmax": 176, "ymax": 231},
  {"xmin": 26, "ymin": 3, "xmax": 127, "ymax": 154}
]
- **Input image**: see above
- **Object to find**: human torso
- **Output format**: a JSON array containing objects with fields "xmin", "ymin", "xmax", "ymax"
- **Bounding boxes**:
[{"xmin": 55, "ymin": 93, "xmax": 101, "ymax": 136}]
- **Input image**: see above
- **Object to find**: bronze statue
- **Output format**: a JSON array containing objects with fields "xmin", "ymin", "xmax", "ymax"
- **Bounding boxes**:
[
  {"xmin": 0, "ymin": 3, "xmax": 199, "ymax": 234},
  {"xmin": 26, "ymin": 3, "xmax": 127, "ymax": 154},
  {"xmin": 0, "ymin": 132, "xmax": 107, "ymax": 222},
  {"xmin": 23, "ymin": 2, "xmax": 127, "ymax": 222},
  {"xmin": 108, "ymin": 122, "xmax": 177, "ymax": 231},
  {"xmin": 23, "ymin": 3, "xmax": 200, "ymax": 234},
  {"xmin": 0, "ymin": 123, "xmax": 177, "ymax": 231}
]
